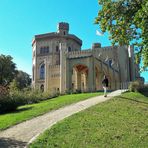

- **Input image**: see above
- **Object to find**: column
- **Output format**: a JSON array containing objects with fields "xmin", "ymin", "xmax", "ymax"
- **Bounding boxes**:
[
  {"xmin": 88, "ymin": 57, "xmax": 96, "ymax": 92},
  {"xmin": 76, "ymin": 72, "xmax": 81, "ymax": 91},
  {"xmin": 60, "ymin": 43, "xmax": 67, "ymax": 93}
]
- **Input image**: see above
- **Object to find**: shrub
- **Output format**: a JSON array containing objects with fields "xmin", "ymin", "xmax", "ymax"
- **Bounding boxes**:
[
  {"xmin": 0, "ymin": 86, "xmax": 53, "ymax": 113},
  {"xmin": 0, "ymin": 85, "xmax": 20, "ymax": 113},
  {"xmin": 139, "ymin": 84, "xmax": 148, "ymax": 93},
  {"xmin": 128, "ymin": 81, "xmax": 143, "ymax": 92}
]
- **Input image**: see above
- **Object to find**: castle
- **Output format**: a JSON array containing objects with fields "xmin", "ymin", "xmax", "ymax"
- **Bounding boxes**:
[{"xmin": 32, "ymin": 22, "xmax": 140, "ymax": 94}]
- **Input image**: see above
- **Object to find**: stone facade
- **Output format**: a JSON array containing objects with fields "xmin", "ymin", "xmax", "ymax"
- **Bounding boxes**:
[{"xmin": 32, "ymin": 22, "xmax": 140, "ymax": 94}]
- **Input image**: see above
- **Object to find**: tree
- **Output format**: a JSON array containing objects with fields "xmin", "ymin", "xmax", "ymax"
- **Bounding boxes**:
[
  {"xmin": 0, "ymin": 54, "xmax": 17, "ymax": 86},
  {"xmin": 14, "ymin": 70, "xmax": 31, "ymax": 90},
  {"xmin": 95, "ymin": 0, "xmax": 148, "ymax": 70}
]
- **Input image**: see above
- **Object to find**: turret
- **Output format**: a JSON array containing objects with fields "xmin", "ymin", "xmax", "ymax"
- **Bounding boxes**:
[
  {"xmin": 92, "ymin": 43, "xmax": 101, "ymax": 49},
  {"xmin": 57, "ymin": 22, "xmax": 69, "ymax": 35}
]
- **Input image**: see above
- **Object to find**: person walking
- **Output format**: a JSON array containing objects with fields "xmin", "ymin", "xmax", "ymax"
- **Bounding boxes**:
[{"xmin": 102, "ymin": 75, "xmax": 109, "ymax": 97}]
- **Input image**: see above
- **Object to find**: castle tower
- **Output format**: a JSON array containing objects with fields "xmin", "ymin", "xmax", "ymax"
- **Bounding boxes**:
[{"xmin": 57, "ymin": 22, "xmax": 69, "ymax": 35}]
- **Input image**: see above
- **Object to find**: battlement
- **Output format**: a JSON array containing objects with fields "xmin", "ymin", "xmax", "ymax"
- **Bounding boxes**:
[
  {"xmin": 67, "ymin": 50, "xmax": 92, "ymax": 59},
  {"xmin": 57, "ymin": 22, "xmax": 69, "ymax": 35},
  {"xmin": 58, "ymin": 22, "xmax": 69, "ymax": 31},
  {"xmin": 92, "ymin": 43, "xmax": 101, "ymax": 49}
]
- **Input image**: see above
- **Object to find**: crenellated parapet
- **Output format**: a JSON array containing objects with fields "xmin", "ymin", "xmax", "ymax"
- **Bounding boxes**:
[{"xmin": 67, "ymin": 50, "xmax": 92, "ymax": 59}]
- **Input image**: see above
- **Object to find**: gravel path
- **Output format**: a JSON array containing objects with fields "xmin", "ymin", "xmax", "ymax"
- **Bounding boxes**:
[{"xmin": 0, "ymin": 90, "xmax": 126, "ymax": 148}]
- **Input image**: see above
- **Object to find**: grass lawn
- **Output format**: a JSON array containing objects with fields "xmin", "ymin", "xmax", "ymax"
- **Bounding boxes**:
[
  {"xmin": 29, "ymin": 92, "xmax": 148, "ymax": 148},
  {"xmin": 0, "ymin": 93, "xmax": 101, "ymax": 130}
]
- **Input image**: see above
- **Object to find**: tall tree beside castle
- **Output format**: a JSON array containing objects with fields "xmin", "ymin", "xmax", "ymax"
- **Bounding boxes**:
[
  {"xmin": 0, "ymin": 54, "xmax": 31, "ymax": 89},
  {"xmin": 0, "ymin": 54, "xmax": 17, "ymax": 86},
  {"xmin": 95, "ymin": 0, "xmax": 148, "ymax": 70}
]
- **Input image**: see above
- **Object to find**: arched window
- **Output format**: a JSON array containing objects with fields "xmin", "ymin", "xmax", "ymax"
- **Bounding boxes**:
[
  {"xmin": 40, "ymin": 64, "xmax": 45, "ymax": 79},
  {"xmin": 56, "ymin": 46, "xmax": 59, "ymax": 52},
  {"xmin": 40, "ymin": 84, "xmax": 44, "ymax": 92},
  {"xmin": 109, "ymin": 59, "xmax": 112, "ymax": 68},
  {"xmin": 68, "ymin": 46, "xmax": 71, "ymax": 52}
]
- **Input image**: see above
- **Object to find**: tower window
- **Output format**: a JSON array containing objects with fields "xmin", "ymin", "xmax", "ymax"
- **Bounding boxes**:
[
  {"xmin": 40, "ymin": 46, "xmax": 49, "ymax": 54},
  {"xmin": 40, "ymin": 47, "xmax": 43, "ymax": 54},
  {"xmin": 40, "ymin": 64, "xmax": 45, "ymax": 79}
]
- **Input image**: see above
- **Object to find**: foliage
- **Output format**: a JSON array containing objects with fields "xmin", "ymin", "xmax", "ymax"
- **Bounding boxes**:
[
  {"xmin": 0, "ymin": 85, "xmax": 20, "ymax": 113},
  {"xmin": 29, "ymin": 92, "xmax": 148, "ymax": 148},
  {"xmin": 14, "ymin": 70, "xmax": 31, "ymax": 90},
  {"xmin": 0, "ymin": 85, "xmax": 9, "ymax": 98},
  {"xmin": 95, "ymin": 0, "xmax": 148, "ymax": 70},
  {"xmin": 128, "ymin": 80, "xmax": 143, "ymax": 92},
  {"xmin": 9, "ymin": 79, "xmax": 19, "ymax": 91},
  {"xmin": 0, "ymin": 54, "xmax": 17, "ymax": 85},
  {"xmin": 0, "ymin": 93, "xmax": 100, "ymax": 130},
  {"xmin": 0, "ymin": 85, "xmax": 50, "ymax": 113}
]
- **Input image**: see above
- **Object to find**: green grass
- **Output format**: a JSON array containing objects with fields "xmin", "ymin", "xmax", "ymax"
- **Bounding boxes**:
[
  {"xmin": 29, "ymin": 92, "xmax": 148, "ymax": 148},
  {"xmin": 0, "ymin": 93, "xmax": 101, "ymax": 130}
]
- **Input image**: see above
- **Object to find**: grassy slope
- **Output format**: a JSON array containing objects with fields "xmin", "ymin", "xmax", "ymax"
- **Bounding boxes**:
[
  {"xmin": 29, "ymin": 92, "xmax": 148, "ymax": 148},
  {"xmin": 0, "ymin": 93, "xmax": 100, "ymax": 130}
]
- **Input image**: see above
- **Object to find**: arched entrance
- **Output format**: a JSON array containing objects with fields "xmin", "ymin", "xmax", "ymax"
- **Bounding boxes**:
[{"xmin": 73, "ymin": 64, "xmax": 88, "ymax": 92}]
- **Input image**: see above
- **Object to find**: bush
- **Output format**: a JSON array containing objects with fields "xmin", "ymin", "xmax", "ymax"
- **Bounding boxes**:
[
  {"xmin": 0, "ymin": 85, "xmax": 20, "ymax": 113},
  {"xmin": 128, "ymin": 81, "xmax": 143, "ymax": 92},
  {"xmin": 139, "ymin": 84, "xmax": 148, "ymax": 93},
  {"xmin": 0, "ymin": 86, "xmax": 53, "ymax": 113}
]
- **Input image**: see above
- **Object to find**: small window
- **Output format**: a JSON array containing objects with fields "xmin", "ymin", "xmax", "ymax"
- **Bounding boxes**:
[
  {"xmin": 68, "ymin": 46, "xmax": 71, "ymax": 52},
  {"xmin": 63, "ymin": 31, "xmax": 65, "ymax": 35},
  {"xmin": 46, "ymin": 47, "xmax": 49, "ymax": 53},
  {"xmin": 109, "ymin": 59, "xmax": 112, "ymax": 68},
  {"xmin": 40, "ymin": 47, "xmax": 43, "ymax": 54},
  {"xmin": 40, "ymin": 64, "xmax": 45, "ymax": 79},
  {"xmin": 56, "ymin": 46, "xmax": 59, "ymax": 52},
  {"xmin": 40, "ymin": 84, "xmax": 44, "ymax": 92}
]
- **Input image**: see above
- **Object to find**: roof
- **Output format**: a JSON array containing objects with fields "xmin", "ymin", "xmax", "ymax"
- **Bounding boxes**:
[{"xmin": 32, "ymin": 32, "xmax": 82, "ymax": 46}]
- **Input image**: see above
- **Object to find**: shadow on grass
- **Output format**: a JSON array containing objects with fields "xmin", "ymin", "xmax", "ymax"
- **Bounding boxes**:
[
  {"xmin": 15, "ymin": 106, "xmax": 33, "ymax": 113},
  {"xmin": 0, "ymin": 137, "xmax": 27, "ymax": 148},
  {"xmin": 0, "ymin": 107, "xmax": 33, "ymax": 115},
  {"xmin": 140, "ymin": 91, "xmax": 148, "ymax": 97},
  {"xmin": 120, "ymin": 96, "xmax": 148, "ymax": 105}
]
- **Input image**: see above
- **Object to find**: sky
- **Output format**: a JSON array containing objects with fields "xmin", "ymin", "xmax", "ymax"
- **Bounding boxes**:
[{"xmin": 0, "ymin": 0, "xmax": 147, "ymax": 82}]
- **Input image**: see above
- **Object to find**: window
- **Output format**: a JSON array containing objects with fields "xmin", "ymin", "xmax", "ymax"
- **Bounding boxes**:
[
  {"xmin": 63, "ymin": 31, "xmax": 65, "ymax": 35},
  {"xmin": 40, "ymin": 84, "xmax": 44, "ymax": 92},
  {"xmin": 56, "ymin": 46, "xmax": 59, "ymax": 52},
  {"xmin": 40, "ymin": 47, "xmax": 43, "ymax": 54},
  {"xmin": 68, "ymin": 46, "xmax": 71, "ymax": 52},
  {"xmin": 40, "ymin": 46, "xmax": 49, "ymax": 54},
  {"xmin": 109, "ymin": 59, "xmax": 112, "ymax": 68},
  {"xmin": 40, "ymin": 64, "xmax": 45, "ymax": 79},
  {"xmin": 45, "ymin": 47, "xmax": 49, "ymax": 53}
]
